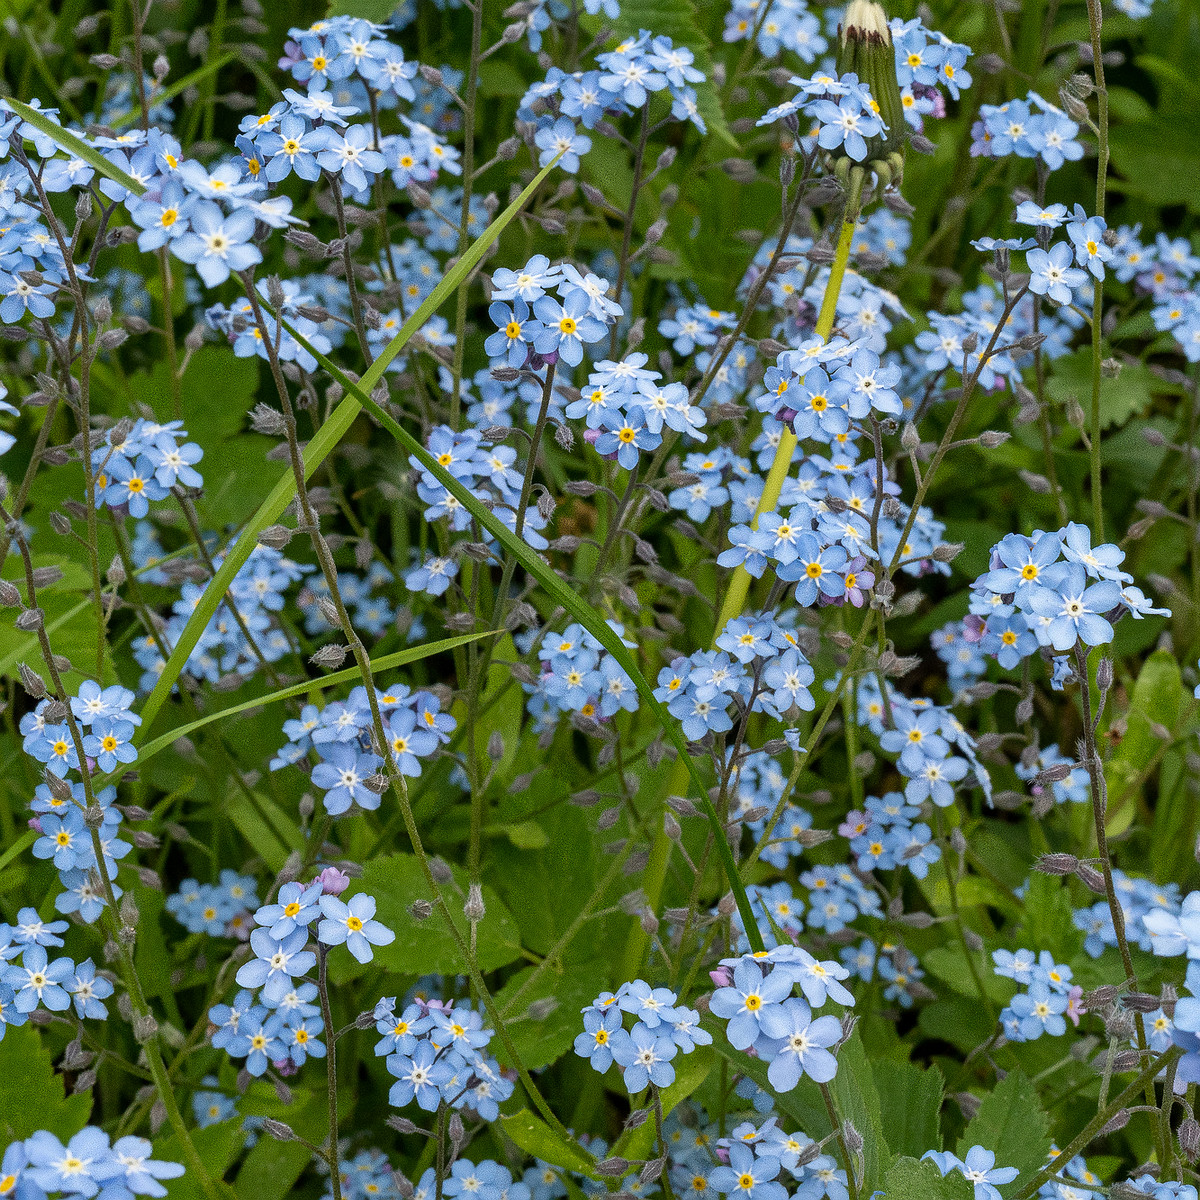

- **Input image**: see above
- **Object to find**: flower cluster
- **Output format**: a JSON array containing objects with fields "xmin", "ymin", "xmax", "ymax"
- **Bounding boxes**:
[
  {"xmin": 377, "ymin": 994, "xmax": 513, "ymax": 1119},
  {"xmin": 516, "ymin": 28, "xmax": 709, "ymax": 164},
  {"xmin": 574, "ymin": 979, "xmax": 710, "ymax": 1091},
  {"xmin": 270, "ymin": 680, "xmax": 455, "ymax": 810},
  {"xmin": 209, "ymin": 873, "xmax": 393, "ymax": 1076},
  {"xmin": 994, "ymin": 948, "xmax": 1077, "ymax": 1042},
  {"xmin": 709, "ymin": 948, "xmax": 851, "ymax": 1091},
  {"xmin": 1, "ymin": 910, "xmax": 112, "ymax": 1025},
  {"xmin": 971, "ymin": 92, "xmax": 1084, "ymax": 172},
  {"xmin": 967, "ymin": 522, "xmax": 1167, "ymax": 665},
  {"xmin": 759, "ymin": 72, "xmax": 885, "ymax": 163},
  {"xmin": 91, "ymin": 416, "xmax": 204, "ymax": 518},
  {"xmin": 0, "ymin": 1131, "xmax": 183, "ymax": 1199}
]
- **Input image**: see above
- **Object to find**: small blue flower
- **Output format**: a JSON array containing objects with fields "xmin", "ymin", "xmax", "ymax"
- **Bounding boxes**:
[{"xmin": 318, "ymin": 892, "xmax": 395, "ymax": 964}]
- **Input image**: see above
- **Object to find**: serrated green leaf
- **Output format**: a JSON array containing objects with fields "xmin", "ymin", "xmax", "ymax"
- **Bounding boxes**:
[
  {"xmin": 872, "ymin": 1060, "xmax": 944, "ymax": 1161},
  {"xmin": 882, "ymin": 1156, "xmax": 975, "ymax": 1200},
  {"xmin": 0, "ymin": 1023, "xmax": 92, "ymax": 1141},
  {"xmin": 958, "ymin": 1070, "xmax": 1051, "ymax": 1195},
  {"xmin": 502, "ymin": 1109, "xmax": 598, "ymax": 1179}
]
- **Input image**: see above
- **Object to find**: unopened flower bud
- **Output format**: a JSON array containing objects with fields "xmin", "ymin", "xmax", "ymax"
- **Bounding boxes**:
[{"xmin": 464, "ymin": 883, "xmax": 486, "ymax": 923}]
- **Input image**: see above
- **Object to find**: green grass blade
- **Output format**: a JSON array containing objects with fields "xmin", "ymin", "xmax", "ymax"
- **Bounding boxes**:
[
  {"xmin": 106, "ymin": 52, "xmax": 237, "ymax": 128},
  {"xmin": 4, "ymin": 100, "xmax": 148, "ymax": 197},
  {"xmin": 279, "ymin": 324, "xmax": 766, "ymax": 952},
  {"xmin": 134, "ymin": 153, "xmax": 563, "ymax": 738},
  {"xmin": 135, "ymin": 630, "xmax": 496, "ymax": 767}
]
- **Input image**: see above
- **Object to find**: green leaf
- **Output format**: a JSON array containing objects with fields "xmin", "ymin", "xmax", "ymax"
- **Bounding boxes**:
[
  {"xmin": 359, "ymin": 852, "xmax": 522, "ymax": 976},
  {"xmin": 872, "ymin": 1060, "xmax": 944, "ymax": 1161},
  {"xmin": 829, "ymin": 1032, "xmax": 890, "ymax": 1196},
  {"xmin": 502, "ymin": 1109, "xmax": 598, "ymax": 1178},
  {"xmin": 326, "ymin": 0, "xmax": 398, "ymax": 19},
  {"xmin": 921, "ymin": 946, "xmax": 1010, "ymax": 1005},
  {"xmin": 958, "ymin": 1070, "xmax": 1051, "ymax": 1195},
  {"xmin": 1108, "ymin": 122, "xmax": 1200, "ymax": 212},
  {"xmin": 1106, "ymin": 648, "xmax": 1186, "ymax": 837},
  {"xmin": 498, "ymin": 820, "xmax": 551, "ymax": 850},
  {"xmin": 604, "ymin": 0, "xmax": 736, "ymax": 149},
  {"xmin": 1045, "ymin": 348, "xmax": 1173, "ymax": 432},
  {"xmin": 882, "ymin": 1156, "xmax": 974, "ymax": 1200},
  {"xmin": 0, "ymin": 1023, "xmax": 92, "ymax": 1141},
  {"xmin": 494, "ymin": 961, "xmax": 610, "ymax": 1071},
  {"xmin": 613, "ymin": 1048, "xmax": 714, "ymax": 1164},
  {"xmin": 135, "ymin": 631, "xmax": 496, "ymax": 771},
  {"xmin": 225, "ymin": 789, "xmax": 304, "ymax": 872},
  {"xmin": 130, "ymin": 153, "xmax": 564, "ymax": 744},
  {"xmin": 158, "ymin": 1120, "xmax": 244, "ymax": 1200}
]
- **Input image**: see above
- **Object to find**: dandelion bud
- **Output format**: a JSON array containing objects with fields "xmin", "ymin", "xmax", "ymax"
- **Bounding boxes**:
[{"xmin": 836, "ymin": 1, "xmax": 905, "ymax": 160}]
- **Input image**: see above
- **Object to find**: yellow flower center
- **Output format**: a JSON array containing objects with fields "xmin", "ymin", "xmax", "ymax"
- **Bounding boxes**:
[{"xmin": 346, "ymin": 915, "xmax": 364, "ymax": 932}]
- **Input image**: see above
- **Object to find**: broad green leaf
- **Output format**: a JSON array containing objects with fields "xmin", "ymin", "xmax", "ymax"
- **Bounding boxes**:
[
  {"xmin": 358, "ymin": 852, "xmax": 522, "ymax": 976},
  {"xmin": 872, "ymin": 1060, "xmax": 944, "ymax": 1161},
  {"xmin": 830, "ymin": 1032, "xmax": 890, "ymax": 1196},
  {"xmin": 958, "ymin": 1070, "xmax": 1050, "ymax": 1195},
  {"xmin": 498, "ymin": 820, "xmax": 551, "ymax": 850},
  {"xmin": 225, "ymin": 789, "xmax": 305, "ymax": 872},
  {"xmin": 502, "ymin": 1109, "xmax": 598, "ymax": 1179},
  {"xmin": 0, "ymin": 1023, "xmax": 92, "ymax": 1141},
  {"xmin": 1106, "ymin": 648, "xmax": 1186, "ymax": 837},
  {"xmin": 494, "ymin": 960, "xmax": 612, "ymax": 1071},
  {"xmin": 882, "ymin": 1157, "xmax": 974, "ymax": 1200},
  {"xmin": 326, "ymin": 0, "xmax": 399, "ymax": 19},
  {"xmin": 921, "ymin": 946, "xmax": 1010, "ymax": 1005}
]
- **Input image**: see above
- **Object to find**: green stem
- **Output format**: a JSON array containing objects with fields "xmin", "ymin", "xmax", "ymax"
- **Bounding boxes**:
[{"xmin": 1085, "ymin": 0, "xmax": 1108, "ymax": 540}]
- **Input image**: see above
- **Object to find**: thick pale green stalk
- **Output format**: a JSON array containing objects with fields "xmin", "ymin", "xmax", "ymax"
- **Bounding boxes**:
[
  {"xmin": 621, "ymin": 174, "xmax": 867, "ymax": 980},
  {"xmin": 712, "ymin": 174, "xmax": 865, "ymax": 638}
]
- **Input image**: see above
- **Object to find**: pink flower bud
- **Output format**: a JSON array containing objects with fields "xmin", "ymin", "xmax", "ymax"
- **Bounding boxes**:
[
  {"xmin": 316, "ymin": 866, "xmax": 350, "ymax": 896},
  {"xmin": 709, "ymin": 967, "xmax": 732, "ymax": 988}
]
